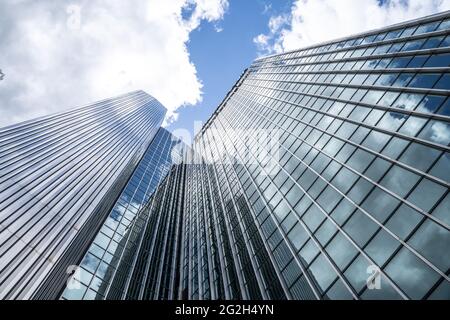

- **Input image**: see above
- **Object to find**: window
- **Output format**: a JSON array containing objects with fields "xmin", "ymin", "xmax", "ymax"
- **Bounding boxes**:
[
  {"xmin": 398, "ymin": 115, "xmax": 427, "ymax": 137},
  {"xmin": 288, "ymin": 223, "xmax": 309, "ymax": 250},
  {"xmin": 326, "ymin": 233, "xmax": 358, "ymax": 270},
  {"xmin": 424, "ymin": 53, "xmax": 450, "ymax": 67},
  {"xmin": 362, "ymin": 90, "xmax": 384, "ymax": 104},
  {"xmin": 344, "ymin": 254, "xmax": 371, "ymax": 292},
  {"xmin": 385, "ymin": 247, "xmax": 440, "ymax": 299},
  {"xmin": 417, "ymin": 120, "xmax": 450, "ymax": 146},
  {"xmin": 349, "ymin": 126, "xmax": 370, "ymax": 144},
  {"xmin": 365, "ymin": 229, "xmax": 399, "ymax": 265},
  {"xmin": 399, "ymin": 142, "xmax": 441, "ymax": 172},
  {"xmin": 377, "ymin": 111, "xmax": 407, "ymax": 132},
  {"xmin": 315, "ymin": 219, "xmax": 337, "ymax": 245},
  {"xmin": 343, "ymin": 210, "xmax": 378, "ymax": 247},
  {"xmin": 364, "ymin": 157, "xmax": 391, "ymax": 183},
  {"xmin": 309, "ymin": 254, "xmax": 337, "ymax": 293},
  {"xmin": 299, "ymin": 239, "xmax": 319, "ymax": 265},
  {"xmin": 326, "ymin": 279, "xmax": 354, "ymax": 299},
  {"xmin": 362, "ymin": 187, "xmax": 400, "ymax": 222},
  {"xmin": 406, "ymin": 178, "xmax": 446, "ymax": 212},
  {"xmin": 431, "ymin": 193, "xmax": 450, "ymax": 225},
  {"xmin": 382, "ymin": 137, "xmax": 409, "ymax": 160},
  {"xmin": 434, "ymin": 74, "xmax": 450, "ymax": 90},
  {"xmin": 428, "ymin": 281, "xmax": 450, "ymax": 300},
  {"xmin": 414, "ymin": 95, "xmax": 446, "ymax": 113},
  {"xmin": 347, "ymin": 178, "xmax": 373, "ymax": 205},
  {"xmin": 385, "ymin": 204, "xmax": 422, "ymax": 240},
  {"xmin": 378, "ymin": 91, "xmax": 400, "ymax": 107},
  {"xmin": 331, "ymin": 167, "xmax": 358, "ymax": 194},
  {"xmin": 393, "ymin": 73, "xmax": 414, "ymax": 87},
  {"xmin": 414, "ymin": 21, "xmax": 440, "ymax": 35},
  {"xmin": 407, "ymin": 55, "xmax": 429, "ymax": 68},
  {"xmin": 401, "ymin": 39, "xmax": 425, "ymax": 51},
  {"xmin": 362, "ymin": 130, "xmax": 390, "ymax": 152},
  {"xmin": 273, "ymin": 200, "xmax": 290, "ymax": 221},
  {"xmin": 375, "ymin": 73, "xmax": 398, "ymax": 86},
  {"xmin": 388, "ymin": 56, "xmax": 412, "ymax": 68},
  {"xmin": 408, "ymin": 74, "xmax": 441, "ymax": 89},
  {"xmin": 302, "ymin": 204, "xmax": 325, "ymax": 232},
  {"xmin": 380, "ymin": 165, "xmax": 420, "ymax": 198},
  {"xmin": 80, "ymin": 253, "xmax": 101, "ymax": 274},
  {"xmin": 347, "ymin": 149, "xmax": 375, "ymax": 173},
  {"xmin": 317, "ymin": 185, "xmax": 342, "ymax": 213},
  {"xmin": 422, "ymin": 36, "xmax": 444, "ymax": 49},
  {"xmin": 282, "ymin": 259, "xmax": 302, "ymax": 287},
  {"xmin": 392, "ymin": 92, "xmax": 424, "ymax": 111}
]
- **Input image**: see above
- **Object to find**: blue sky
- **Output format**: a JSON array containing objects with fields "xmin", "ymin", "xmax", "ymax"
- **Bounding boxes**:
[
  {"xmin": 167, "ymin": 0, "xmax": 295, "ymax": 140},
  {"xmin": 1, "ymin": 0, "xmax": 448, "ymax": 139},
  {"xmin": 165, "ymin": 0, "xmax": 450, "ymax": 142}
]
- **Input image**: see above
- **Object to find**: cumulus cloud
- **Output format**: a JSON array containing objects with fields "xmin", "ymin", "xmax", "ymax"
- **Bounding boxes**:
[
  {"xmin": 0, "ymin": 0, "xmax": 228, "ymax": 127},
  {"xmin": 254, "ymin": 0, "xmax": 450, "ymax": 56}
]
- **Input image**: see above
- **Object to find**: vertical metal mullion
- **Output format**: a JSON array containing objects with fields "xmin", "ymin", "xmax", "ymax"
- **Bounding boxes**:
[
  {"xmin": 200, "ymin": 147, "xmax": 249, "ymax": 300},
  {"xmin": 201, "ymin": 130, "xmax": 269, "ymax": 299}
]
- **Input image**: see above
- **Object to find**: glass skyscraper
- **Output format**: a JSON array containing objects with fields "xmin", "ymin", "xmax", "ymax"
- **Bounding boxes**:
[
  {"xmin": 60, "ymin": 128, "xmax": 185, "ymax": 300},
  {"xmin": 0, "ymin": 91, "xmax": 172, "ymax": 299},
  {"xmin": 175, "ymin": 11, "xmax": 450, "ymax": 300},
  {"xmin": 2, "ymin": 11, "xmax": 450, "ymax": 300}
]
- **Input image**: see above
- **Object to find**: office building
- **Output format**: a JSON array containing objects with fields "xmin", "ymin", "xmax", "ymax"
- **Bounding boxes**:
[
  {"xmin": 0, "ymin": 91, "xmax": 171, "ymax": 299},
  {"xmin": 67, "ymin": 11, "xmax": 450, "ymax": 300},
  {"xmin": 3, "ymin": 11, "xmax": 450, "ymax": 300}
]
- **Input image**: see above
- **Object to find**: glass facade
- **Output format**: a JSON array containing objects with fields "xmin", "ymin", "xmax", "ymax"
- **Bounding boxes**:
[
  {"xmin": 179, "ymin": 11, "xmax": 450, "ymax": 300},
  {"xmin": 0, "ymin": 91, "xmax": 166, "ymax": 299},
  {"xmin": 87, "ymin": 11, "xmax": 448, "ymax": 300},
  {"xmin": 61, "ymin": 128, "xmax": 185, "ymax": 300},
  {"xmin": 3, "ymin": 11, "xmax": 450, "ymax": 301},
  {"xmin": 62, "ymin": 11, "xmax": 449, "ymax": 301}
]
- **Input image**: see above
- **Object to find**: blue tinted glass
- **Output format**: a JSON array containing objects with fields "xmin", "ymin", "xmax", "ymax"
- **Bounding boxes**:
[
  {"xmin": 409, "ymin": 220, "xmax": 450, "ymax": 272},
  {"xmin": 414, "ymin": 21, "xmax": 440, "ymax": 35},
  {"xmin": 408, "ymin": 73, "xmax": 440, "ymax": 88},
  {"xmin": 436, "ymin": 98, "xmax": 450, "ymax": 116},
  {"xmin": 436, "ymin": 18, "xmax": 450, "ymax": 31},
  {"xmin": 418, "ymin": 120, "xmax": 450, "ymax": 145},
  {"xmin": 422, "ymin": 36, "xmax": 444, "ymax": 49},
  {"xmin": 393, "ymin": 73, "xmax": 413, "ymax": 86},
  {"xmin": 385, "ymin": 29, "xmax": 403, "ymax": 40},
  {"xmin": 407, "ymin": 55, "xmax": 429, "ymax": 68},
  {"xmin": 388, "ymin": 56, "xmax": 412, "ymax": 68},
  {"xmin": 414, "ymin": 95, "xmax": 446, "ymax": 113},
  {"xmin": 440, "ymin": 35, "xmax": 450, "ymax": 47},
  {"xmin": 424, "ymin": 53, "xmax": 450, "ymax": 67},
  {"xmin": 433, "ymin": 74, "xmax": 450, "ymax": 90},
  {"xmin": 392, "ymin": 93, "xmax": 424, "ymax": 111},
  {"xmin": 400, "ymin": 26, "xmax": 418, "ymax": 37},
  {"xmin": 375, "ymin": 73, "xmax": 399, "ymax": 86},
  {"xmin": 401, "ymin": 39, "xmax": 425, "ymax": 51},
  {"xmin": 407, "ymin": 178, "xmax": 446, "ymax": 212},
  {"xmin": 385, "ymin": 247, "xmax": 440, "ymax": 299},
  {"xmin": 399, "ymin": 142, "xmax": 441, "ymax": 172},
  {"xmin": 429, "ymin": 152, "xmax": 450, "ymax": 183}
]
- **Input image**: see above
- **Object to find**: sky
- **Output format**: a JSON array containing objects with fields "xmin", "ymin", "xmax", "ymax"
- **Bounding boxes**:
[{"xmin": 1, "ymin": 0, "xmax": 450, "ymax": 144}]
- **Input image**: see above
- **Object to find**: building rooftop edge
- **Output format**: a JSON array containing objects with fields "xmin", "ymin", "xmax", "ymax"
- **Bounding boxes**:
[{"xmin": 255, "ymin": 10, "xmax": 450, "ymax": 62}]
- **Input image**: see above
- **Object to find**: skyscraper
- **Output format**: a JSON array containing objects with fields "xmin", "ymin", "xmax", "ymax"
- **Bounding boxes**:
[
  {"xmin": 192, "ymin": 11, "xmax": 450, "ymax": 300},
  {"xmin": 179, "ymin": 11, "xmax": 450, "ymax": 300},
  {"xmin": 2, "ymin": 11, "xmax": 450, "ymax": 301},
  {"xmin": 0, "ymin": 91, "xmax": 171, "ymax": 299},
  {"xmin": 60, "ymin": 128, "xmax": 185, "ymax": 300},
  {"xmin": 63, "ymin": 11, "xmax": 449, "ymax": 300}
]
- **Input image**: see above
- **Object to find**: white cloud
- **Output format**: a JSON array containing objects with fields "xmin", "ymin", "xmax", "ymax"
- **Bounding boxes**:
[
  {"xmin": 254, "ymin": 0, "xmax": 450, "ymax": 55},
  {"xmin": 0, "ymin": 0, "xmax": 228, "ymax": 127}
]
